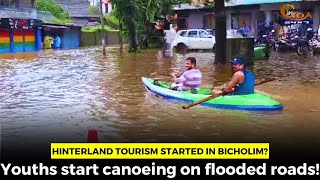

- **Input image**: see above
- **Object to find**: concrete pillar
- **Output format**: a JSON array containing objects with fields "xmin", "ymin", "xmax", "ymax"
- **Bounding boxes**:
[
  {"xmin": 265, "ymin": 10, "xmax": 272, "ymax": 25},
  {"xmin": 163, "ymin": 29, "xmax": 175, "ymax": 57},
  {"xmin": 23, "ymin": 30, "xmax": 26, "ymax": 52},
  {"xmin": 36, "ymin": 29, "xmax": 42, "ymax": 51},
  {"xmin": 251, "ymin": 11, "xmax": 258, "ymax": 37},
  {"xmin": 10, "ymin": 30, "xmax": 14, "ymax": 53},
  {"xmin": 108, "ymin": 3, "xmax": 112, "ymax": 13},
  {"xmin": 226, "ymin": 37, "xmax": 255, "ymax": 66},
  {"xmin": 313, "ymin": 6, "xmax": 320, "ymax": 31},
  {"xmin": 226, "ymin": 10, "xmax": 232, "ymax": 30}
]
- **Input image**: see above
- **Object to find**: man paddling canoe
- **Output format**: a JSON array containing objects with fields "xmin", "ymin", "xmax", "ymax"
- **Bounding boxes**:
[{"xmin": 212, "ymin": 56, "xmax": 255, "ymax": 97}]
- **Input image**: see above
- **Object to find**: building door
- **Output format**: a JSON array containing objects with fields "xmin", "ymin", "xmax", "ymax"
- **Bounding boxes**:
[
  {"xmin": 13, "ymin": 29, "xmax": 36, "ymax": 52},
  {"xmin": 13, "ymin": 29, "xmax": 24, "ymax": 52},
  {"xmin": 0, "ymin": 29, "xmax": 10, "ymax": 53},
  {"xmin": 24, "ymin": 30, "xmax": 36, "ymax": 52},
  {"xmin": 62, "ymin": 29, "xmax": 80, "ymax": 49}
]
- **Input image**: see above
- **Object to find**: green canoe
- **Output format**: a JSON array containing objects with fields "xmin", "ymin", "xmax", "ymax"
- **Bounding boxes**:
[{"xmin": 142, "ymin": 77, "xmax": 283, "ymax": 111}]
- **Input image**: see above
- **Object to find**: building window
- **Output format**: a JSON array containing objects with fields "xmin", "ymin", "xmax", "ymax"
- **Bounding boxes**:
[
  {"xmin": 231, "ymin": 13, "xmax": 251, "ymax": 29},
  {"xmin": 105, "ymin": 4, "xmax": 108, "ymax": 13},
  {"xmin": 231, "ymin": 14, "xmax": 239, "ymax": 29},
  {"xmin": 203, "ymin": 14, "xmax": 215, "ymax": 29},
  {"xmin": 177, "ymin": 18, "xmax": 187, "ymax": 30}
]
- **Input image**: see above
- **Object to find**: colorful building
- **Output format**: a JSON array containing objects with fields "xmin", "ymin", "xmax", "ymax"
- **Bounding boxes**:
[{"xmin": 0, "ymin": 0, "xmax": 42, "ymax": 54}]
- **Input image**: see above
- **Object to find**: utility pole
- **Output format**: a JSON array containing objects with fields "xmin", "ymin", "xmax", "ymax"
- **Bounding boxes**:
[
  {"xmin": 100, "ymin": 0, "xmax": 106, "ymax": 55},
  {"xmin": 162, "ymin": 16, "xmax": 173, "ymax": 57},
  {"xmin": 119, "ymin": 19, "xmax": 123, "ymax": 52}
]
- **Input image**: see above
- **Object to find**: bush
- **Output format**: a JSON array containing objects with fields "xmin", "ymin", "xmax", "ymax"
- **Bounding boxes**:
[
  {"xmin": 81, "ymin": 25, "xmax": 119, "ymax": 33},
  {"xmin": 35, "ymin": 0, "xmax": 71, "ymax": 22},
  {"xmin": 88, "ymin": 5, "xmax": 100, "ymax": 15}
]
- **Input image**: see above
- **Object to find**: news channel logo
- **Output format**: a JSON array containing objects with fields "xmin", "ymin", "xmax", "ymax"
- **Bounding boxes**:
[{"xmin": 279, "ymin": 4, "xmax": 313, "ymax": 25}]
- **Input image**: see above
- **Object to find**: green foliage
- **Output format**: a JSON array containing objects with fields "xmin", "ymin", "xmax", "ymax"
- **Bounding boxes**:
[
  {"xmin": 81, "ymin": 25, "xmax": 119, "ymax": 32},
  {"xmin": 88, "ymin": 5, "xmax": 100, "ymax": 15},
  {"xmin": 109, "ymin": 0, "xmax": 196, "ymax": 51},
  {"xmin": 105, "ymin": 11, "xmax": 119, "ymax": 26},
  {"xmin": 112, "ymin": 0, "xmax": 141, "ymax": 23},
  {"xmin": 35, "ymin": 0, "xmax": 71, "ymax": 22},
  {"xmin": 51, "ymin": 17, "xmax": 72, "ymax": 25}
]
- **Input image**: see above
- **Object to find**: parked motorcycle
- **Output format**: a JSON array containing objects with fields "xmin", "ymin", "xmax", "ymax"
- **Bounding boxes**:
[
  {"xmin": 296, "ymin": 38, "xmax": 313, "ymax": 56},
  {"xmin": 310, "ymin": 32, "xmax": 320, "ymax": 55},
  {"xmin": 274, "ymin": 33, "xmax": 299, "ymax": 52},
  {"xmin": 255, "ymin": 29, "xmax": 276, "ymax": 49},
  {"xmin": 296, "ymin": 29, "xmax": 318, "ymax": 56}
]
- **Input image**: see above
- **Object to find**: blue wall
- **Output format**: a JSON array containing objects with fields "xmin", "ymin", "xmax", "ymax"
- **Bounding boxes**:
[
  {"xmin": 36, "ymin": 29, "xmax": 42, "ymax": 51},
  {"xmin": 62, "ymin": 29, "xmax": 80, "ymax": 49}
]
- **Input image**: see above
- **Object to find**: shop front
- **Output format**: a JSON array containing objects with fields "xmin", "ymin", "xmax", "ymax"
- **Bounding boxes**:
[{"xmin": 0, "ymin": 18, "xmax": 42, "ymax": 54}]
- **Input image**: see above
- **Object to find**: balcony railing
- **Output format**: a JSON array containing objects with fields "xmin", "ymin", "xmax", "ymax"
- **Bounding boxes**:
[{"xmin": 0, "ymin": 6, "xmax": 37, "ymax": 19}]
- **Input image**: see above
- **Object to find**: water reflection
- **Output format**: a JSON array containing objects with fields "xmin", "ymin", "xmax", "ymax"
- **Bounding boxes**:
[{"xmin": 0, "ymin": 47, "xmax": 320, "ymax": 148}]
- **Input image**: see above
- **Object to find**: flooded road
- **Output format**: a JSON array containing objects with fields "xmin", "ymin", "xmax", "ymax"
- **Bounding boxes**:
[{"xmin": 1, "ymin": 47, "xmax": 320, "ymax": 151}]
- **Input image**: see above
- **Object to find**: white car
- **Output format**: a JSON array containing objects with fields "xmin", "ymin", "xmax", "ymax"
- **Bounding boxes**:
[{"xmin": 173, "ymin": 29, "xmax": 216, "ymax": 52}]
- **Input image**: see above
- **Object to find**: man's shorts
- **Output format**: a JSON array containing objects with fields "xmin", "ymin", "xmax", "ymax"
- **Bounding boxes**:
[{"xmin": 171, "ymin": 83, "xmax": 199, "ymax": 92}]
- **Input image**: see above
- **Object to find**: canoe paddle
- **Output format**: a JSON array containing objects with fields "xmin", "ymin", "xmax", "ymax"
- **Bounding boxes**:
[{"xmin": 182, "ymin": 77, "xmax": 276, "ymax": 109}]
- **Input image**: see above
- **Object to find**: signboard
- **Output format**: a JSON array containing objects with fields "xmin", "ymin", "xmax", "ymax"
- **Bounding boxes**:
[
  {"xmin": 279, "ymin": 4, "xmax": 313, "ymax": 25},
  {"xmin": 0, "ymin": 18, "xmax": 42, "ymax": 30},
  {"xmin": 0, "ymin": 9, "xmax": 37, "ymax": 19}
]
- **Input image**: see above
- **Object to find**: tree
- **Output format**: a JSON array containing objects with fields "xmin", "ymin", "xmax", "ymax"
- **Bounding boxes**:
[
  {"xmin": 112, "ymin": 0, "xmax": 140, "ymax": 52},
  {"xmin": 111, "ymin": 0, "xmax": 190, "ymax": 53},
  {"xmin": 35, "ymin": 0, "xmax": 71, "ymax": 23},
  {"xmin": 214, "ymin": 0, "xmax": 227, "ymax": 64}
]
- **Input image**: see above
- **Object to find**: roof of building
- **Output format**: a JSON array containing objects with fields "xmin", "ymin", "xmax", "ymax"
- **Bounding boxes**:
[
  {"xmin": 37, "ymin": 10, "xmax": 100, "ymax": 27},
  {"xmin": 55, "ymin": 0, "xmax": 100, "ymax": 18}
]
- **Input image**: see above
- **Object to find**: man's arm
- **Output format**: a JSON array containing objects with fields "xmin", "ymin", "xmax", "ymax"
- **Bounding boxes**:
[
  {"xmin": 171, "ymin": 72, "xmax": 186, "ymax": 84},
  {"xmin": 222, "ymin": 71, "xmax": 244, "ymax": 93}
]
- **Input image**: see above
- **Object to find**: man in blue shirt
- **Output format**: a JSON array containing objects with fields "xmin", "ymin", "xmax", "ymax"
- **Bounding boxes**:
[
  {"xmin": 240, "ymin": 24, "xmax": 250, "ymax": 37},
  {"xmin": 212, "ymin": 56, "xmax": 255, "ymax": 96},
  {"xmin": 53, "ymin": 35, "xmax": 61, "ymax": 49}
]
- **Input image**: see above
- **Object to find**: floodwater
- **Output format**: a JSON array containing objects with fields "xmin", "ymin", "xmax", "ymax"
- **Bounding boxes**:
[{"xmin": 1, "ymin": 46, "xmax": 320, "ymax": 153}]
